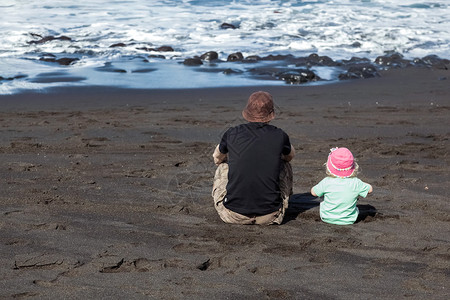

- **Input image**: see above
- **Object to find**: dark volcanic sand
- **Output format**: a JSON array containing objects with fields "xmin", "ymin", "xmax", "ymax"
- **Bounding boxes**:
[{"xmin": 0, "ymin": 67, "xmax": 449, "ymax": 299}]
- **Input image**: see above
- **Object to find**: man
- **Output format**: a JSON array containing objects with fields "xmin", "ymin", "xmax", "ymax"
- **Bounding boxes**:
[{"xmin": 212, "ymin": 91, "xmax": 294, "ymax": 225}]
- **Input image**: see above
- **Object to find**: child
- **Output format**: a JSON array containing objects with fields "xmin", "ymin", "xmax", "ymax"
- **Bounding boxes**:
[{"xmin": 311, "ymin": 147, "xmax": 373, "ymax": 225}]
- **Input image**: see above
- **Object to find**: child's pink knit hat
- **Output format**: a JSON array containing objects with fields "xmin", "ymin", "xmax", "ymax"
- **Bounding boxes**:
[{"xmin": 327, "ymin": 147, "xmax": 355, "ymax": 178}]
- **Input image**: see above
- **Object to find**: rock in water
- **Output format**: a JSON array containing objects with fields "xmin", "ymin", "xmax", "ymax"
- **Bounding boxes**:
[
  {"xmin": 200, "ymin": 51, "xmax": 219, "ymax": 61},
  {"xmin": 338, "ymin": 65, "xmax": 379, "ymax": 80},
  {"xmin": 227, "ymin": 52, "xmax": 243, "ymax": 62},
  {"xmin": 183, "ymin": 57, "xmax": 203, "ymax": 66},
  {"xmin": 278, "ymin": 69, "xmax": 319, "ymax": 83}
]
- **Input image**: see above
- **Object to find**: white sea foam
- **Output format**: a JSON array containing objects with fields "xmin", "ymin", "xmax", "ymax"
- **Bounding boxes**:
[{"xmin": 0, "ymin": 0, "xmax": 449, "ymax": 93}]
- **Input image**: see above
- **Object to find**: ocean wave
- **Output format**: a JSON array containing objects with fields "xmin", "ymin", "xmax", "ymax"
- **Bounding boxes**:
[{"xmin": 0, "ymin": 0, "xmax": 449, "ymax": 93}]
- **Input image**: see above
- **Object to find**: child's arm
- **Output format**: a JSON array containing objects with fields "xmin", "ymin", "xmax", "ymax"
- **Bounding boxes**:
[
  {"xmin": 367, "ymin": 184, "xmax": 373, "ymax": 194},
  {"xmin": 310, "ymin": 187, "xmax": 318, "ymax": 197}
]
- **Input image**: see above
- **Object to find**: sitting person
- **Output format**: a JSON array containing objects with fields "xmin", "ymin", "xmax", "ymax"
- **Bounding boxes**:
[
  {"xmin": 212, "ymin": 91, "xmax": 295, "ymax": 225},
  {"xmin": 311, "ymin": 147, "xmax": 373, "ymax": 225}
]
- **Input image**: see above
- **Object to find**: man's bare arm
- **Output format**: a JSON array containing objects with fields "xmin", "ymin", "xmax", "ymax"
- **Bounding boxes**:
[
  {"xmin": 213, "ymin": 144, "xmax": 227, "ymax": 165},
  {"xmin": 282, "ymin": 144, "xmax": 295, "ymax": 162}
]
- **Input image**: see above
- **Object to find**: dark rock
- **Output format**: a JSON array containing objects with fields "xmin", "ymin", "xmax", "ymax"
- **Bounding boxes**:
[
  {"xmin": 415, "ymin": 55, "xmax": 449, "ymax": 70},
  {"xmin": 227, "ymin": 52, "xmax": 243, "ymax": 62},
  {"xmin": 29, "ymin": 36, "xmax": 54, "ymax": 44},
  {"xmin": 351, "ymin": 42, "xmax": 362, "ymax": 48},
  {"xmin": 148, "ymin": 54, "xmax": 166, "ymax": 59},
  {"xmin": 28, "ymin": 35, "xmax": 72, "ymax": 44},
  {"xmin": 244, "ymin": 55, "xmax": 261, "ymax": 62},
  {"xmin": 422, "ymin": 55, "xmax": 449, "ymax": 65},
  {"xmin": 289, "ymin": 57, "xmax": 309, "ymax": 67},
  {"xmin": 137, "ymin": 46, "xmax": 174, "ymax": 52},
  {"xmin": 197, "ymin": 259, "xmax": 211, "ymax": 271},
  {"xmin": 338, "ymin": 64, "xmax": 379, "ymax": 80},
  {"xmin": 305, "ymin": 53, "xmax": 339, "ymax": 66},
  {"xmin": 136, "ymin": 47, "xmax": 153, "ymax": 51},
  {"xmin": 200, "ymin": 51, "xmax": 219, "ymax": 61},
  {"xmin": 156, "ymin": 46, "xmax": 174, "ymax": 52},
  {"xmin": 375, "ymin": 53, "xmax": 412, "ymax": 68},
  {"xmin": 39, "ymin": 57, "xmax": 57, "ymax": 63},
  {"xmin": 261, "ymin": 54, "xmax": 294, "ymax": 61},
  {"xmin": 110, "ymin": 43, "xmax": 127, "ymax": 48},
  {"xmin": 341, "ymin": 57, "xmax": 371, "ymax": 65},
  {"xmin": 39, "ymin": 57, "xmax": 79, "ymax": 66},
  {"xmin": 421, "ymin": 55, "xmax": 440, "ymax": 64},
  {"xmin": 292, "ymin": 54, "xmax": 340, "ymax": 68},
  {"xmin": 183, "ymin": 57, "xmax": 203, "ymax": 66},
  {"xmin": 413, "ymin": 58, "xmax": 426, "ymax": 65},
  {"xmin": 220, "ymin": 23, "xmax": 238, "ymax": 29},
  {"xmin": 247, "ymin": 67, "xmax": 281, "ymax": 81},
  {"xmin": 278, "ymin": 69, "xmax": 319, "ymax": 84},
  {"xmin": 223, "ymin": 68, "xmax": 243, "ymax": 75},
  {"xmin": 74, "ymin": 49, "xmax": 95, "ymax": 56},
  {"xmin": 56, "ymin": 58, "xmax": 79, "ymax": 66}
]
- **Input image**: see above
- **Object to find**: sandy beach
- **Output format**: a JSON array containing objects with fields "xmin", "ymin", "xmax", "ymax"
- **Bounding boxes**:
[{"xmin": 0, "ymin": 67, "xmax": 449, "ymax": 299}]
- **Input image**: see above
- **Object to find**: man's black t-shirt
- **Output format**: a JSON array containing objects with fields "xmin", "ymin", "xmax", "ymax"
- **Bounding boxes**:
[{"xmin": 219, "ymin": 122, "xmax": 291, "ymax": 215}]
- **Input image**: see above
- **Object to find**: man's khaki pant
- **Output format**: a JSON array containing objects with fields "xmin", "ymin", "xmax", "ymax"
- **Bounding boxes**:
[{"xmin": 212, "ymin": 162, "xmax": 293, "ymax": 225}]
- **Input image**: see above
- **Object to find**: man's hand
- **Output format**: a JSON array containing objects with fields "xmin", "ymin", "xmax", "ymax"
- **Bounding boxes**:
[
  {"xmin": 282, "ymin": 144, "xmax": 295, "ymax": 162},
  {"xmin": 213, "ymin": 144, "xmax": 227, "ymax": 165}
]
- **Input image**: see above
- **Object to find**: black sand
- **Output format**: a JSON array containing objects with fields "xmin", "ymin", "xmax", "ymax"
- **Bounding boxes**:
[{"xmin": 0, "ymin": 67, "xmax": 449, "ymax": 299}]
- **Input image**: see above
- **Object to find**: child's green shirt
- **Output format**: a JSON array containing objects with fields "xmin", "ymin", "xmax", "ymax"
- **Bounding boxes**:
[{"xmin": 312, "ymin": 177, "xmax": 371, "ymax": 225}]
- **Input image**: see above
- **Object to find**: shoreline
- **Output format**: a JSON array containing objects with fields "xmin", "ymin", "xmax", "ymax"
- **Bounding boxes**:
[
  {"xmin": 1, "ymin": 66, "xmax": 448, "ymax": 106},
  {"xmin": 0, "ymin": 67, "xmax": 449, "ymax": 299},
  {"xmin": 1, "ymin": 52, "xmax": 449, "ymax": 96}
]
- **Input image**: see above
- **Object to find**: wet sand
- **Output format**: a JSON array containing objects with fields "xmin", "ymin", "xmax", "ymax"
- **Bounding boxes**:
[{"xmin": 0, "ymin": 67, "xmax": 449, "ymax": 299}]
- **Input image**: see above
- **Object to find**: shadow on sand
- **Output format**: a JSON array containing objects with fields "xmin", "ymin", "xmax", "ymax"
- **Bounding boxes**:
[
  {"xmin": 284, "ymin": 194, "xmax": 378, "ymax": 224},
  {"xmin": 283, "ymin": 193, "xmax": 320, "ymax": 223},
  {"xmin": 355, "ymin": 204, "xmax": 378, "ymax": 223}
]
